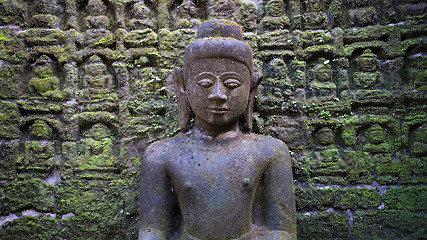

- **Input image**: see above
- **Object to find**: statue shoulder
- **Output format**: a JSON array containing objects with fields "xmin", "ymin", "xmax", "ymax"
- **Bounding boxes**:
[
  {"xmin": 143, "ymin": 134, "xmax": 185, "ymax": 162},
  {"xmin": 246, "ymin": 133, "xmax": 290, "ymax": 157}
]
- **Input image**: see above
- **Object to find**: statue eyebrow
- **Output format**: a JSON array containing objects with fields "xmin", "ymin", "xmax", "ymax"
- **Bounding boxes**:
[
  {"xmin": 192, "ymin": 72, "xmax": 244, "ymax": 82},
  {"xmin": 219, "ymin": 72, "xmax": 243, "ymax": 81},
  {"xmin": 193, "ymin": 72, "xmax": 216, "ymax": 79}
]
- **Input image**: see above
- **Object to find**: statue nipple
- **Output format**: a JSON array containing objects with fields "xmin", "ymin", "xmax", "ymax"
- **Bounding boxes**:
[
  {"xmin": 184, "ymin": 182, "xmax": 192, "ymax": 190},
  {"xmin": 242, "ymin": 178, "xmax": 251, "ymax": 188}
]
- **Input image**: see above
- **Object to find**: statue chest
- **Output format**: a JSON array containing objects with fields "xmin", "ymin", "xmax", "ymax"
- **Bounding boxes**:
[{"xmin": 167, "ymin": 149, "xmax": 266, "ymax": 207}]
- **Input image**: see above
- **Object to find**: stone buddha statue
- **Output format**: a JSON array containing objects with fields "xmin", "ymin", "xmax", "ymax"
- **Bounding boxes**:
[
  {"xmin": 82, "ymin": 55, "xmax": 113, "ymax": 94},
  {"xmin": 139, "ymin": 19, "xmax": 296, "ymax": 240},
  {"xmin": 28, "ymin": 55, "xmax": 63, "ymax": 100}
]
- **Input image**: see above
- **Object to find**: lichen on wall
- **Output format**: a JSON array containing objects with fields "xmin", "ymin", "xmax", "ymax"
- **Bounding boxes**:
[{"xmin": 0, "ymin": 0, "xmax": 425, "ymax": 239}]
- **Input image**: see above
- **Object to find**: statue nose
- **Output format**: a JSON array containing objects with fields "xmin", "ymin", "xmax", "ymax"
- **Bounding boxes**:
[{"xmin": 208, "ymin": 83, "xmax": 227, "ymax": 102}]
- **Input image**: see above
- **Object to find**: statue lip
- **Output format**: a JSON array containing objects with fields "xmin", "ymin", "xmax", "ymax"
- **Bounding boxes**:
[{"xmin": 207, "ymin": 107, "xmax": 230, "ymax": 113}]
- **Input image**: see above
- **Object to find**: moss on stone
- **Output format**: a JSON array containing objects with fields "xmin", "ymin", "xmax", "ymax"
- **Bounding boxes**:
[
  {"xmin": 296, "ymin": 186, "xmax": 381, "ymax": 211},
  {"xmin": 297, "ymin": 212, "xmax": 349, "ymax": 239},
  {"xmin": 0, "ymin": 215, "xmax": 62, "ymax": 240},
  {"xmin": 383, "ymin": 186, "xmax": 427, "ymax": 211},
  {"xmin": 0, "ymin": 179, "xmax": 55, "ymax": 215},
  {"xmin": 352, "ymin": 210, "xmax": 426, "ymax": 239}
]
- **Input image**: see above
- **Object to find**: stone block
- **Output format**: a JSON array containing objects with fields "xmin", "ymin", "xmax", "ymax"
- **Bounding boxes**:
[
  {"xmin": 0, "ymin": 216, "xmax": 62, "ymax": 240},
  {"xmin": 300, "ymin": 30, "xmax": 332, "ymax": 48},
  {"xmin": 348, "ymin": 7, "xmax": 378, "ymax": 27},
  {"xmin": 0, "ymin": 29, "xmax": 28, "ymax": 64},
  {"xmin": 123, "ymin": 29, "xmax": 158, "ymax": 49},
  {"xmin": 303, "ymin": 12, "xmax": 328, "ymax": 29},
  {"xmin": 55, "ymin": 179, "xmax": 138, "ymax": 238},
  {"xmin": 296, "ymin": 186, "xmax": 382, "ymax": 211},
  {"xmin": 297, "ymin": 212, "xmax": 350, "ymax": 240},
  {"xmin": 352, "ymin": 210, "xmax": 427, "ymax": 239},
  {"xmin": 158, "ymin": 28, "xmax": 196, "ymax": 68},
  {"xmin": 0, "ymin": 0, "xmax": 27, "ymax": 27},
  {"xmin": 0, "ymin": 140, "xmax": 19, "ymax": 179},
  {"xmin": 0, "ymin": 179, "xmax": 55, "ymax": 215},
  {"xmin": 258, "ymin": 30, "xmax": 294, "ymax": 50},
  {"xmin": 0, "ymin": 101, "xmax": 20, "ymax": 139},
  {"xmin": 260, "ymin": 16, "xmax": 291, "ymax": 31},
  {"xmin": 383, "ymin": 186, "xmax": 427, "ymax": 211}
]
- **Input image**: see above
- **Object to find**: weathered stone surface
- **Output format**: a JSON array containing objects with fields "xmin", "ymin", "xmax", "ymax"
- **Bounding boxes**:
[
  {"xmin": 352, "ymin": 210, "xmax": 426, "ymax": 239},
  {"xmin": 296, "ymin": 186, "xmax": 382, "ymax": 211},
  {"xmin": 0, "ymin": 0, "xmax": 425, "ymax": 238},
  {"xmin": 383, "ymin": 186, "xmax": 427, "ymax": 211},
  {"xmin": 0, "ymin": 179, "xmax": 56, "ymax": 215},
  {"xmin": 297, "ymin": 212, "xmax": 350, "ymax": 240}
]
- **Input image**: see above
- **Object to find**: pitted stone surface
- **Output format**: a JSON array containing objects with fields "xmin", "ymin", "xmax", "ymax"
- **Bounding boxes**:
[{"xmin": 0, "ymin": 0, "xmax": 425, "ymax": 239}]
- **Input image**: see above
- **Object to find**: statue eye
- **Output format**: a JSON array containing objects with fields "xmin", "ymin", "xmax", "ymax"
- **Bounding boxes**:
[
  {"xmin": 223, "ymin": 79, "xmax": 241, "ymax": 89},
  {"xmin": 196, "ymin": 79, "xmax": 214, "ymax": 88}
]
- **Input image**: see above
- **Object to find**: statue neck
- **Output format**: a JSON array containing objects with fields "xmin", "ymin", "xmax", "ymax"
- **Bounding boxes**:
[
  {"xmin": 184, "ymin": 125, "xmax": 246, "ymax": 152},
  {"xmin": 193, "ymin": 118, "xmax": 242, "ymax": 140}
]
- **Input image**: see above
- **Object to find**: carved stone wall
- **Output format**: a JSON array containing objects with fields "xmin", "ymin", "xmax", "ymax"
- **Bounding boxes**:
[{"xmin": 0, "ymin": 0, "xmax": 425, "ymax": 239}]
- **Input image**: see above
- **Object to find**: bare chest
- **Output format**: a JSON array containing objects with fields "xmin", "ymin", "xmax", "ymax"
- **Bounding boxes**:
[{"xmin": 167, "ymin": 150, "xmax": 266, "ymax": 204}]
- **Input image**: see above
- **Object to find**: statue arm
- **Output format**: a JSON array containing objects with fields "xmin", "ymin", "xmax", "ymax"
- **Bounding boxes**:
[
  {"xmin": 262, "ymin": 141, "xmax": 297, "ymax": 239},
  {"xmin": 139, "ymin": 144, "xmax": 174, "ymax": 240}
]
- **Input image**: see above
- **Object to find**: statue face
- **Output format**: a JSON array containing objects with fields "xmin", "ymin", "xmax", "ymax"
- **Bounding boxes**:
[
  {"xmin": 186, "ymin": 58, "xmax": 251, "ymax": 129},
  {"xmin": 365, "ymin": 124, "xmax": 385, "ymax": 144},
  {"xmin": 316, "ymin": 127, "xmax": 335, "ymax": 145}
]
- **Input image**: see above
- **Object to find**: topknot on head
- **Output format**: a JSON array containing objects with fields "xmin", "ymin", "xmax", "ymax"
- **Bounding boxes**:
[{"xmin": 196, "ymin": 19, "xmax": 243, "ymax": 41}]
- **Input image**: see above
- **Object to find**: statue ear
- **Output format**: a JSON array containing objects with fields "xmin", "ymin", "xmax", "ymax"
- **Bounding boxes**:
[
  {"xmin": 173, "ymin": 68, "xmax": 193, "ymax": 132},
  {"xmin": 242, "ymin": 72, "xmax": 263, "ymax": 132},
  {"xmin": 252, "ymin": 72, "xmax": 263, "ymax": 91},
  {"xmin": 173, "ymin": 68, "xmax": 186, "ymax": 93}
]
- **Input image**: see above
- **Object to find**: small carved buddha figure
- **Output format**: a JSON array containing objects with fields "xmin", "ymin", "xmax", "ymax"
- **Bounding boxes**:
[
  {"xmin": 353, "ymin": 49, "xmax": 383, "ymax": 89},
  {"xmin": 261, "ymin": 0, "xmax": 290, "ymax": 31},
  {"xmin": 28, "ymin": 55, "xmax": 62, "ymax": 100},
  {"xmin": 78, "ymin": 0, "xmax": 115, "ymax": 49},
  {"xmin": 83, "ymin": 123, "xmax": 111, "ymax": 155},
  {"xmin": 82, "ymin": 55, "xmax": 113, "ymax": 97},
  {"xmin": 20, "ymin": 120, "xmax": 55, "ymax": 172},
  {"xmin": 257, "ymin": 58, "xmax": 292, "ymax": 112},
  {"xmin": 171, "ymin": 0, "xmax": 201, "ymax": 29},
  {"xmin": 363, "ymin": 123, "xmax": 390, "ymax": 153},
  {"xmin": 32, "ymin": 0, "xmax": 60, "ymax": 28},
  {"xmin": 410, "ymin": 123, "xmax": 427, "ymax": 156},
  {"xmin": 129, "ymin": 2, "xmax": 153, "ymax": 30},
  {"xmin": 84, "ymin": 0, "xmax": 110, "ymax": 29},
  {"xmin": 139, "ymin": 19, "xmax": 296, "ymax": 240},
  {"xmin": 308, "ymin": 58, "xmax": 336, "ymax": 99},
  {"xmin": 308, "ymin": 126, "xmax": 346, "ymax": 184},
  {"xmin": 314, "ymin": 126, "xmax": 335, "ymax": 149},
  {"xmin": 77, "ymin": 123, "xmax": 116, "ymax": 170}
]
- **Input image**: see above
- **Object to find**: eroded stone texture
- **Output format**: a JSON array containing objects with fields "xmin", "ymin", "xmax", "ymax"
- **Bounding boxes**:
[
  {"xmin": 0, "ymin": 0, "xmax": 425, "ymax": 239},
  {"xmin": 139, "ymin": 19, "xmax": 296, "ymax": 240}
]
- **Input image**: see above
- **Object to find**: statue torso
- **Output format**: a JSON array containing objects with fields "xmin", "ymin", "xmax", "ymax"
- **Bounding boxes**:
[{"xmin": 156, "ymin": 132, "xmax": 284, "ymax": 240}]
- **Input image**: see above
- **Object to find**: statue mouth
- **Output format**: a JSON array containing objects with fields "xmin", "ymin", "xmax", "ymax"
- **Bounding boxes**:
[{"xmin": 207, "ymin": 108, "xmax": 230, "ymax": 114}]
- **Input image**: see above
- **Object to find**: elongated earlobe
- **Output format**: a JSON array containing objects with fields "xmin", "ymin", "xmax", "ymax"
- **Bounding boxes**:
[
  {"xmin": 173, "ymin": 68, "xmax": 194, "ymax": 132},
  {"xmin": 242, "ymin": 72, "xmax": 263, "ymax": 132},
  {"xmin": 252, "ymin": 72, "xmax": 263, "ymax": 91}
]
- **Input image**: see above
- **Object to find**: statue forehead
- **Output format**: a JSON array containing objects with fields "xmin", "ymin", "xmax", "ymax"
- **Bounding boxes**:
[{"xmin": 187, "ymin": 57, "xmax": 251, "ymax": 75}]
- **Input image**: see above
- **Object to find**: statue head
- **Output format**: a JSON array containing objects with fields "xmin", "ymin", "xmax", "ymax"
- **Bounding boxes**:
[
  {"xmin": 33, "ymin": 55, "xmax": 55, "ymax": 78},
  {"xmin": 87, "ymin": 0, "xmax": 107, "ymax": 16},
  {"xmin": 131, "ymin": 2, "xmax": 151, "ymax": 19},
  {"xmin": 30, "ymin": 119, "xmax": 53, "ymax": 140},
  {"xmin": 173, "ymin": 19, "xmax": 261, "ymax": 133},
  {"xmin": 366, "ymin": 123, "xmax": 386, "ymax": 144},
  {"xmin": 314, "ymin": 126, "xmax": 335, "ymax": 146},
  {"xmin": 357, "ymin": 49, "xmax": 379, "ymax": 72}
]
